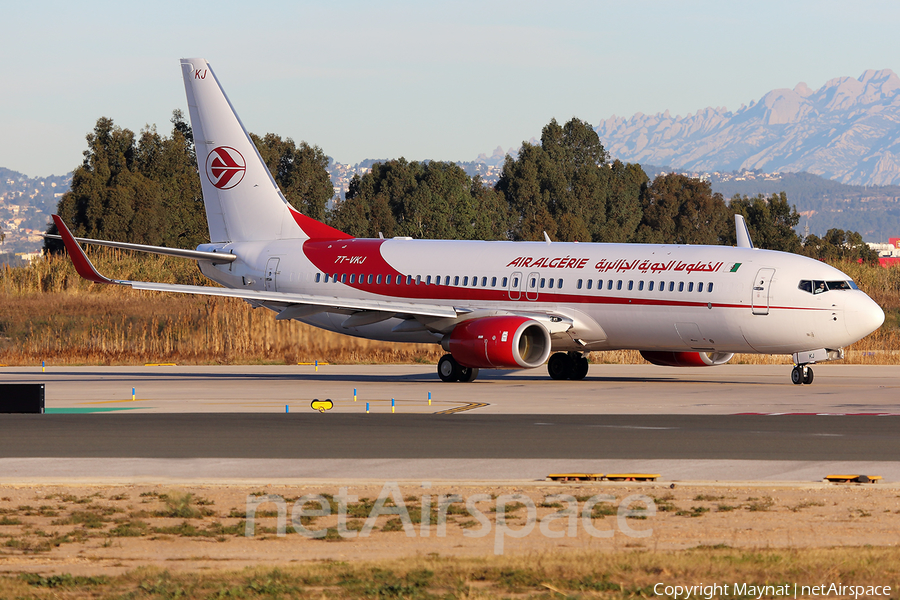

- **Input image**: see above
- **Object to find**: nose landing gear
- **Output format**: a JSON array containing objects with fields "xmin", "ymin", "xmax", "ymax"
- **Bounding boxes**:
[{"xmin": 790, "ymin": 364, "xmax": 814, "ymax": 385}]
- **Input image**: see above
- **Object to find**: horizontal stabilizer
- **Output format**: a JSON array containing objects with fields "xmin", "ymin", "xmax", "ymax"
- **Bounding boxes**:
[{"xmin": 45, "ymin": 229, "xmax": 236, "ymax": 262}]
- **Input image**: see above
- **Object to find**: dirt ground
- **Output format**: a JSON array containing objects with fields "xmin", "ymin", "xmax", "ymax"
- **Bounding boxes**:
[{"xmin": 0, "ymin": 481, "xmax": 898, "ymax": 576}]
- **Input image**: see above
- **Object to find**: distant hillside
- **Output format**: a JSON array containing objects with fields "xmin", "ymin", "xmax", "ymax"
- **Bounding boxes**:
[
  {"xmin": 0, "ymin": 168, "xmax": 72, "ymax": 254},
  {"xmin": 596, "ymin": 69, "xmax": 900, "ymax": 187},
  {"xmin": 716, "ymin": 171, "xmax": 900, "ymax": 240}
]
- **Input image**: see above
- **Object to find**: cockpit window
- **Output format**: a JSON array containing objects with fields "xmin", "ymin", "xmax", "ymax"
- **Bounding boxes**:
[{"xmin": 799, "ymin": 279, "xmax": 855, "ymax": 294}]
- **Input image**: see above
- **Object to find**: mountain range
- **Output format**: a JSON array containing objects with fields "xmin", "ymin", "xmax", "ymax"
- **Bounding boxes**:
[{"xmin": 595, "ymin": 69, "xmax": 900, "ymax": 187}]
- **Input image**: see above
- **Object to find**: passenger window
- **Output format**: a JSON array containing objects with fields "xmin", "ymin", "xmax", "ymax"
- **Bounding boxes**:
[
  {"xmin": 558, "ymin": 278, "xmax": 563, "ymax": 288},
  {"xmin": 341, "ymin": 274, "xmax": 347, "ymax": 283},
  {"xmin": 472, "ymin": 276, "xmax": 478, "ymax": 287},
  {"xmin": 698, "ymin": 282, "xmax": 703, "ymax": 292},
  {"xmin": 502, "ymin": 277, "xmax": 508, "ymax": 287},
  {"xmin": 454, "ymin": 276, "xmax": 460, "ymax": 286},
  {"xmin": 616, "ymin": 280, "xmax": 622, "ymax": 291},
  {"xmin": 463, "ymin": 276, "xmax": 469, "ymax": 286},
  {"xmin": 530, "ymin": 277, "xmax": 536, "ymax": 287},
  {"xmin": 512, "ymin": 277, "xmax": 518, "ymax": 287},
  {"xmin": 628, "ymin": 280, "xmax": 633, "ymax": 291},
  {"xmin": 639, "ymin": 280, "xmax": 644, "ymax": 291},
  {"xmin": 577, "ymin": 279, "xmax": 583, "ymax": 290},
  {"xmin": 324, "ymin": 274, "xmax": 330, "ymax": 283},
  {"xmin": 607, "ymin": 280, "xmax": 613, "ymax": 290},
  {"xmin": 688, "ymin": 282, "xmax": 693, "ymax": 292},
  {"xmin": 426, "ymin": 275, "xmax": 432, "ymax": 285},
  {"xmin": 659, "ymin": 280, "xmax": 664, "ymax": 291},
  {"xmin": 678, "ymin": 281, "xmax": 684, "ymax": 292},
  {"xmin": 376, "ymin": 274, "xmax": 382, "ymax": 284},
  {"xmin": 332, "ymin": 273, "xmax": 338, "ymax": 282},
  {"xmin": 406, "ymin": 275, "xmax": 412, "ymax": 285},
  {"xmin": 708, "ymin": 282, "xmax": 714, "ymax": 293},
  {"xmin": 491, "ymin": 277, "xmax": 497, "ymax": 287},
  {"xmin": 587, "ymin": 280, "xmax": 593, "ymax": 290},
  {"xmin": 349, "ymin": 274, "xmax": 356, "ymax": 284},
  {"xmin": 434, "ymin": 276, "xmax": 440, "ymax": 285},
  {"xmin": 540, "ymin": 278, "xmax": 546, "ymax": 288},
  {"xmin": 669, "ymin": 281, "xmax": 675, "ymax": 292},
  {"xmin": 548, "ymin": 278, "xmax": 554, "ymax": 289},
  {"xmin": 648, "ymin": 281, "xmax": 654, "ymax": 291},
  {"xmin": 367, "ymin": 274, "xmax": 373, "ymax": 284},
  {"xmin": 481, "ymin": 277, "xmax": 487, "ymax": 287},
  {"xmin": 315, "ymin": 273, "xmax": 321, "ymax": 283}
]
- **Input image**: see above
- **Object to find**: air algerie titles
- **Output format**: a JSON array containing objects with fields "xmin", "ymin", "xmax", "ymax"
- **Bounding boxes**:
[{"xmin": 505, "ymin": 256, "xmax": 726, "ymax": 275}]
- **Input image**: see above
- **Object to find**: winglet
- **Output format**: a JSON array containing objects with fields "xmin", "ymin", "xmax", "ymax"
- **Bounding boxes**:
[
  {"xmin": 735, "ymin": 214, "xmax": 754, "ymax": 249},
  {"xmin": 51, "ymin": 215, "xmax": 117, "ymax": 284}
]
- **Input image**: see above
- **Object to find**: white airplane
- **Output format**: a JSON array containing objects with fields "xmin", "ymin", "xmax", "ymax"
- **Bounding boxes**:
[{"xmin": 51, "ymin": 58, "xmax": 885, "ymax": 385}]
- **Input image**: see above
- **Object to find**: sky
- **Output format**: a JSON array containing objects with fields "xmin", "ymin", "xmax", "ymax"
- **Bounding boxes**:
[{"xmin": 3, "ymin": 1, "xmax": 899, "ymax": 177}]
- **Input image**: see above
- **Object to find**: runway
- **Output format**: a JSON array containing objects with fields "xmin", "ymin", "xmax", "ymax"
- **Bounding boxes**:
[{"xmin": 1, "ymin": 365, "xmax": 899, "ymax": 482}]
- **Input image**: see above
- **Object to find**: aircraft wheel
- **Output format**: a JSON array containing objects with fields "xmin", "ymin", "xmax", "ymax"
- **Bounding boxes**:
[
  {"xmin": 790, "ymin": 366, "xmax": 803, "ymax": 385},
  {"xmin": 458, "ymin": 366, "xmax": 479, "ymax": 382},
  {"xmin": 547, "ymin": 352, "xmax": 572, "ymax": 380},
  {"xmin": 570, "ymin": 356, "xmax": 589, "ymax": 380},
  {"xmin": 802, "ymin": 366, "xmax": 814, "ymax": 385},
  {"xmin": 438, "ymin": 354, "xmax": 460, "ymax": 382}
]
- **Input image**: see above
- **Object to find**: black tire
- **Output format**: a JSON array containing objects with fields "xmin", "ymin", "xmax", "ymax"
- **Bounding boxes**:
[
  {"xmin": 570, "ymin": 356, "xmax": 589, "ymax": 380},
  {"xmin": 438, "ymin": 355, "xmax": 459, "ymax": 382},
  {"xmin": 547, "ymin": 353, "xmax": 572, "ymax": 380},
  {"xmin": 803, "ymin": 367, "xmax": 814, "ymax": 385},
  {"xmin": 458, "ymin": 366, "xmax": 479, "ymax": 382},
  {"xmin": 791, "ymin": 366, "xmax": 803, "ymax": 385}
]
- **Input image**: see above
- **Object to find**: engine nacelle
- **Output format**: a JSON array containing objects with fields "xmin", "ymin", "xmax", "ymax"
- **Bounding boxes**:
[
  {"xmin": 640, "ymin": 351, "xmax": 734, "ymax": 367},
  {"xmin": 444, "ymin": 316, "xmax": 552, "ymax": 369}
]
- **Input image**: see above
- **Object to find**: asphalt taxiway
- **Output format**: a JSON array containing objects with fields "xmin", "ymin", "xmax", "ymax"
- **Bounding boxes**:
[{"xmin": 1, "ymin": 364, "xmax": 899, "ymax": 482}]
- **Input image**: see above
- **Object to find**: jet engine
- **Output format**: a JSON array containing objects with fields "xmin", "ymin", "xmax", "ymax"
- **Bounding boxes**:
[
  {"xmin": 443, "ymin": 316, "xmax": 552, "ymax": 369},
  {"xmin": 639, "ymin": 351, "xmax": 734, "ymax": 367}
]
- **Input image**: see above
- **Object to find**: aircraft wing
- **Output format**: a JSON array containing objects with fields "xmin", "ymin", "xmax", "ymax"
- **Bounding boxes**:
[{"xmin": 51, "ymin": 215, "xmax": 459, "ymax": 320}]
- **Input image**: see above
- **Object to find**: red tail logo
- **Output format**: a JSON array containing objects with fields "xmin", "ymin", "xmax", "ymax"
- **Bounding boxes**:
[{"xmin": 206, "ymin": 146, "xmax": 246, "ymax": 189}]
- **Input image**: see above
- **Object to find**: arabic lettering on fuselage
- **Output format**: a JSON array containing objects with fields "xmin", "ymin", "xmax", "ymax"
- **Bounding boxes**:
[
  {"xmin": 593, "ymin": 258, "xmax": 724, "ymax": 274},
  {"xmin": 505, "ymin": 256, "xmax": 723, "ymax": 275}
]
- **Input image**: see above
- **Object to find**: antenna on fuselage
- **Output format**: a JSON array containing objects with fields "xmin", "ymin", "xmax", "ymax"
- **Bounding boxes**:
[{"xmin": 735, "ymin": 214, "xmax": 754, "ymax": 249}]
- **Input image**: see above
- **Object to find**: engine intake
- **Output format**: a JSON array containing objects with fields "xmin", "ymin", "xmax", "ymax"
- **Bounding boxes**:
[
  {"xmin": 640, "ymin": 351, "xmax": 734, "ymax": 367},
  {"xmin": 444, "ymin": 316, "xmax": 552, "ymax": 369}
]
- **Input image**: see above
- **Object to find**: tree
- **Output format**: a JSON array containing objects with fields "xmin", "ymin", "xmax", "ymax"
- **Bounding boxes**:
[
  {"xmin": 47, "ymin": 112, "xmax": 207, "ymax": 252},
  {"xmin": 634, "ymin": 174, "xmax": 732, "ymax": 245},
  {"xmin": 329, "ymin": 159, "xmax": 510, "ymax": 240},
  {"xmin": 496, "ymin": 117, "xmax": 645, "ymax": 242},
  {"xmin": 729, "ymin": 193, "xmax": 802, "ymax": 252},
  {"xmin": 252, "ymin": 134, "xmax": 333, "ymax": 222},
  {"xmin": 802, "ymin": 229, "xmax": 879, "ymax": 263}
]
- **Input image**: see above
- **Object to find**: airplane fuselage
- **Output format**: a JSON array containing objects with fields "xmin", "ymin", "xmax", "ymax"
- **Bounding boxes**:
[{"xmin": 196, "ymin": 237, "xmax": 883, "ymax": 356}]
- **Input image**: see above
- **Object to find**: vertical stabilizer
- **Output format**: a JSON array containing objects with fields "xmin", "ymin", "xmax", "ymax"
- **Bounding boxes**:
[{"xmin": 180, "ymin": 58, "xmax": 303, "ymax": 243}]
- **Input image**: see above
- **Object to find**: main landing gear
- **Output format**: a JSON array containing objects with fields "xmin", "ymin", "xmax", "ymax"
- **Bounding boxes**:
[
  {"xmin": 790, "ymin": 364, "xmax": 814, "ymax": 385},
  {"xmin": 547, "ymin": 352, "xmax": 589, "ymax": 381},
  {"xmin": 438, "ymin": 354, "xmax": 479, "ymax": 383}
]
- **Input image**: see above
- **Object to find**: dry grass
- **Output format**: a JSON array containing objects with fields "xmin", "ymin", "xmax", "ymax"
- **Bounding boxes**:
[
  {"xmin": 0, "ymin": 548, "xmax": 898, "ymax": 598},
  {"xmin": 1, "ymin": 251, "xmax": 897, "ymax": 365}
]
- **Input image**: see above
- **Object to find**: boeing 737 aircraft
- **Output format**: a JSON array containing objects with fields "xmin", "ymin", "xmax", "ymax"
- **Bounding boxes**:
[{"xmin": 50, "ymin": 58, "xmax": 885, "ymax": 385}]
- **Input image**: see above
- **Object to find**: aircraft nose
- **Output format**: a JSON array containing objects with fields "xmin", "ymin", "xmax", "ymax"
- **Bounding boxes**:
[{"xmin": 844, "ymin": 293, "xmax": 885, "ymax": 342}]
